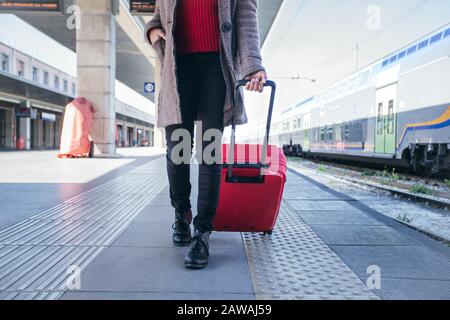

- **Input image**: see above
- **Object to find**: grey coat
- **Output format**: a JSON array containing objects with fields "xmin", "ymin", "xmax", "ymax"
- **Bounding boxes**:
[{"xmin": 145, "ymin": 0, "xmax": 265, "ymax": 128}]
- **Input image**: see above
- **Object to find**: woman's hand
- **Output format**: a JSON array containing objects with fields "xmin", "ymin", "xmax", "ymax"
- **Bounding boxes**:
[
  {"xmin": 245, "ymin": 70, "xmax": 267, "ymax": 93},
  {"xmin": 149, "ymin": 28, "xmax": 166, "ymax": 45}
]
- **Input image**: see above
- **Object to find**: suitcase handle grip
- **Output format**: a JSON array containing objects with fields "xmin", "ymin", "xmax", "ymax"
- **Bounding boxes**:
[
  {"xmin": 226, "ymin": 175, "xmax": 265, "ymax": 184},
  {"xmin": 227, "ymin": 79, "xmax": 277, "ymax": 181},
  {"xmin": 224, "ymin": 163, "xmax": 270, "ymax": 184}
]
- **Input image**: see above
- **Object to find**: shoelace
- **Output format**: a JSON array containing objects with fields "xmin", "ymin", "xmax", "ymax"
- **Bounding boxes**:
[{"xmin": 190, "ymin": 234, "xmax": 209, "ymax": 255}]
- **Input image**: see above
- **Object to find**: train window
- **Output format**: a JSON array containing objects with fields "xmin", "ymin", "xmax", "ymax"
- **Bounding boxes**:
[
  {"xmin": 377, "ymin": 103, "xmax": 383, "ymax": 120},
  {"xmin": 418, "ymin": 39, "xmax": 429, "ymax": 50},
  {"xmin": 445, "ymin": 28, "xmax": 450, "ymax": 38},
  {"xmin": 398, "ymin": 51, "xmax": 406, "ymax": 59},
  {"xmin": 389, "ymin": 55, "xmax": 397, "ymax": 63},
  {"xmin": 371, "ymin": 63, "xmax": 382, "ymax": 76},
  {"xmin": 407, "ymin": 45, "xmax": 417, "ymax": 55},
  {"xmin": 377, "ymin": 103, "xmax": 384, "ymax": 135},
  {"xmin": 382, "ymin": 59, "xmax": 389, "ymax": 67},
  {"xmin": 387, "ymin": 100, "xmax": 394, "ymax": 134},
  {"xmin": 326, "ymin": 127, "xmax": 334, "ymax": 141},
  {"xmin": 347, "ymin": 122, "xmax": 364, "ymax": 142},
  {"xmin": 293, "ymin": 119, "xmax": 298, "ymax": 130},
  {"xmin": 320, "ymin": 128, "xmax": 326, "ymax": 141},
  {"xmin": 355, "ymin": 122, "xmax": 364, "ymax": 142},
  {"xmin": 430, "ymin": 33, "xmax": 442, "ymax": 44},
  {"xmin": 345, "ymin": 125, "xmax": 350, "ymax": 140}
]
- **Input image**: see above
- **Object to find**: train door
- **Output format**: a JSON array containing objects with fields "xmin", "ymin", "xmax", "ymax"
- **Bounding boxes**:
[
  {"xmin": 375, "ymin": 84, "xmax": 397, "ymax": 154},
  {"xmin": 303, "ymin": 113, "xmax": 311, "ymax": 151}
]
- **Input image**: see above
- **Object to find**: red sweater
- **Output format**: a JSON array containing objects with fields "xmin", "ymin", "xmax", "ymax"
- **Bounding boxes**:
[{"xmin": 175, "ymin": 0, "xmax": 221, "ymax": 54}]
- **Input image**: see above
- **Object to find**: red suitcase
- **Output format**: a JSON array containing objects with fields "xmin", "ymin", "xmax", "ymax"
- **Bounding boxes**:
[{"xmin": 213, "ymin": 80, "xmax": 287, "ymax": 234}]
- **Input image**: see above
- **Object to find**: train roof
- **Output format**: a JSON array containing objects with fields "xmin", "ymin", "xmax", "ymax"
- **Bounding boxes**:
[{"xmin": 290, "ymin": 23, "xmax": 450, "ymax": 112}]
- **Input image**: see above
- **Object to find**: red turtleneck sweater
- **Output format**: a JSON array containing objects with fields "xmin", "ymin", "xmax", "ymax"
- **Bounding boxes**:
[{"xmin": 174, "ymin": 0, "xmax": 221, "ymax": 54}]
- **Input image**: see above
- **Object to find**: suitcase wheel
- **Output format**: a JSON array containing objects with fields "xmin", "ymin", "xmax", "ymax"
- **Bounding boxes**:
[{"xmin": 263, "ymin": 230, "xmax": 273, "ymax": 236}]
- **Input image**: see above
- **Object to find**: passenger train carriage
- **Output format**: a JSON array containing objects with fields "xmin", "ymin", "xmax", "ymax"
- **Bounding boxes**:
[{"xmin": 249, "ymin": 24, "xmax": 450, "ymax": 175}]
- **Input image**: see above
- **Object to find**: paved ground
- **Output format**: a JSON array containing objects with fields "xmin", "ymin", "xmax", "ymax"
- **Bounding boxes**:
[
  {"xmin": 289, "ymin": 159, "xmax": 450, "ymax": 241},
  {"xmin": 0, "ymin": 149, "xmax": 449, "ymax": 300}
]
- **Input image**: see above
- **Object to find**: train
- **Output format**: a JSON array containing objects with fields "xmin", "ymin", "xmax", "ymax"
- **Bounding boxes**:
[{"xmin": 246, "ymin": 24, "xmax": 450, "ymax": 175}]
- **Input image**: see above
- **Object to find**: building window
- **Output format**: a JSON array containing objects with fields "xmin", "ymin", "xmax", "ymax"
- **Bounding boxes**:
[
  {"xmin": 32, "ymin": 67, "xmax": 39, "ymax": 82},
  {"xmin": 17, "ymin": 60, "xmax": 25, "ymax": 77},
  {"xmin": 43, "ymin": 71, "xmax": 49, "ymax": 85},
  {"xmin": 72, "ymin": 83, "xmax": 76, "ymax": 95},
  {"xmin": 1, "ymin": 54, "xmax": 9, "ymax": 72},
  {"xmin": 63, "ymin": 79, "xmax": 68, "ymax": 92},
  {"xmin": 54, "ymin": 76, "xmax": 59, "ymax": 89}
]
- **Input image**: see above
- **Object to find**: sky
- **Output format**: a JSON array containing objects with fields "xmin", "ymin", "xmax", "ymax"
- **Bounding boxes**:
[{"xmin": 0, "ymin": 13, "xmax": 154, "ymax": 116}]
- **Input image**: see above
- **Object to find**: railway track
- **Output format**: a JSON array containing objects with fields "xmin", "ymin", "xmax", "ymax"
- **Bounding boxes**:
[
  {"xmin": 287, "ymin": 152, "xmax": 450, "ymax": 180},
  {"xmin": 288, "ymin": 157, "xmax": 450, "ymax": 211}
]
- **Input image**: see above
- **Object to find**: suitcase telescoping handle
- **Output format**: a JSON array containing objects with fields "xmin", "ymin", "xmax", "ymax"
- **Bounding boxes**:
[{"xmin": 227, "ymin": 79, "xmax": 277, "ymax": 183}]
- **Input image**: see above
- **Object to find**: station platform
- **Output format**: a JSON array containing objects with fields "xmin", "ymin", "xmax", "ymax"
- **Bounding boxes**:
[{"xmin": 0, "ymin": 149, "xmax": 449, "ymax": 300}]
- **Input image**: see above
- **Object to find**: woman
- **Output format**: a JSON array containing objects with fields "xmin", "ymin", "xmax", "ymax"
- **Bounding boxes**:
[{"xmin": 145, "ymin": 0, "xmax": 267, "ymax": 269}]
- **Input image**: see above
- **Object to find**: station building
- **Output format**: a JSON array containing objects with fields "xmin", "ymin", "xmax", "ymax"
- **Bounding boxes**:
[{"xmin": 0, "ymin": 39, "xmax": 155, "ymax": 151}]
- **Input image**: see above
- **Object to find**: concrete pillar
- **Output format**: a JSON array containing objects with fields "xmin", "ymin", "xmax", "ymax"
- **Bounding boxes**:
[
  {"xmin": 18, "ymin": 117, "xmax": 31, "ymax": 150},
  {"xmin": 76, "ymin": 0, "xmax": 117, "ymax": 157},
  {"xmin": 5, "ymin": 109, "xmax": 14, "ymax": 148}
]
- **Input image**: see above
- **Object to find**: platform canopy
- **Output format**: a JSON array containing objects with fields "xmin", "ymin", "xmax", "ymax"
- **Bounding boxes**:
[{"xmin": 11, "ymin": 0, "xmax": 284, "ymax": 102}]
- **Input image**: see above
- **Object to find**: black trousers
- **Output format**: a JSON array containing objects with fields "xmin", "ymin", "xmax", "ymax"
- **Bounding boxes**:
[{"xmin": 165, "ymin": 52, "xmax": 226, "ymax": 232}]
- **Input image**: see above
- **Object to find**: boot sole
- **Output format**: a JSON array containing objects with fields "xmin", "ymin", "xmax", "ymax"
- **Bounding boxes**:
[
  {"xmin": 185, "ymin": 262, "xmax": 208, "ymax": 270},
  {"xmin": 173, "ymin": 240, "xmax": 191, "ymax": 247}
]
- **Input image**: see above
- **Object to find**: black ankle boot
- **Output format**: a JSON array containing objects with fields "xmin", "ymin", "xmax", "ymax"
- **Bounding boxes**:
[
  {"xmin": 172, "ymin": 210, "xmax": 192, "ymax": 246},
  {"xmin": 185, "ymin": 229, "xmax": 210, "ymax": 269}
]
